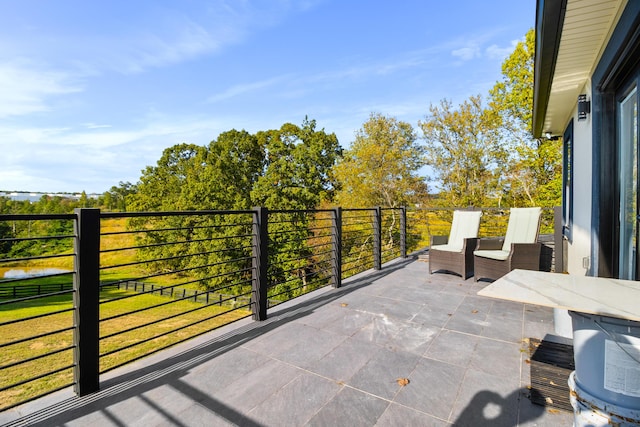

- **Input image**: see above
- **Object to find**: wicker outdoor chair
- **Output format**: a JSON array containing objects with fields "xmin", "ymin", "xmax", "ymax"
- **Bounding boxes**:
[
  {"xmin": 429, "ymin": 210, "xmax": 482, "ymax": 279},
  {"xmin": 473, "ymin": 207, "xmax": 542, "ymax": 282}
]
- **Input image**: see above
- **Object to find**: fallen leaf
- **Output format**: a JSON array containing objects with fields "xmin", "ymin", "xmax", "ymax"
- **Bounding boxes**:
[
  {"xmin": 340, "ymin": 303, "xmax": 348, "ymax": 307},
  {"xmin": 545, "ymin": 397, "xmax": 553, "ymax": 404},
  {"xmin": 396, "ymin": 378, "xmax": 410, "ymax": 386},
  {"xmin": 550, "ymin": 380, "xmax": 557, "ymax": 386},
  {"xmin": 471, "ymin": 310, "xmax": 478, "ymax": 314},
  {"xmin": 525, "ymin": 359, "xmax": 531, "ymax": 364},
  {"xmin": 548, "ymin": 409, "xmax": 561, "ymax": 414}
]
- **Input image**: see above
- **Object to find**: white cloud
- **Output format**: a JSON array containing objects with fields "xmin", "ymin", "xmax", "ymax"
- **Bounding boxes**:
[
  {"xmin": 451, "ymin": 46, "xmax": 481, "ymax": 61},
  {"xmin": 0, "ymin": 115, "xmax": 228, "ymax": 192},
  {"xmin": 84, "ymin": 123, "xmax": 112, "ymax": 129},
  {"xmin": 0, "ymin": 61, "xmax": 82, "ymax": 118},
  {"xmin": 485, "ymin": 39, "xmax": 519, "ymax": 60},
  {"xmin": 207, "ymin": 75, "xmax": 289, "ymax": 103},
  {"xmin": 112, "ymin": 19, "xmax": 232, "ymax": 74}
]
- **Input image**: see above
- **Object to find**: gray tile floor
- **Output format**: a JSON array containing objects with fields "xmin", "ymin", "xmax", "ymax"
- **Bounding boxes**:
[{"xmin": 1, "ymin": 256, "xmax": 575, "ymax": 426}]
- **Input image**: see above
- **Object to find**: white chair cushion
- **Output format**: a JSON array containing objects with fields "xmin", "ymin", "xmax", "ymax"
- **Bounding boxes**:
[
  {"xmin": 502, "ymin": 207, "xmax": 541, "ymax": 251},
  {"xmin": 446, "ymin": 210, "xmax": 482, "ymax": 252},
  {"xmin": 473, "ymin": 249, "xmax": 510, "ymax": 261},
  {"xmin": 431, "ymin": 244, "xmax": 463, "ymax": 253}
]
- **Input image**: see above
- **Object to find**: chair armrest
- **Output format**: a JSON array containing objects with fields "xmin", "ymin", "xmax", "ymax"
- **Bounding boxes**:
[
  {"xmin": 475, "ymin": 238, "xmax": 503, "ymax": 251},
  {"xmin": 509, "ymin": 243, "xmax": 542, "ymax": 263},
  {"xmin": 430, "ymin": 235, "xmax": 448, "ymax": 246}
]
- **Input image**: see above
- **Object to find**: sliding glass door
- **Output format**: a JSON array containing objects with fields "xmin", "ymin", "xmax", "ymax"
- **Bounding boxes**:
[{"xmin": 619, "ymin": 86, "xmax": 638, "ymax": 280}]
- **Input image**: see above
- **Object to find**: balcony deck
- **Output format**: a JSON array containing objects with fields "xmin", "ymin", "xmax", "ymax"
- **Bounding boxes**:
[{"xmin": 2, "ymin": 256, "xmax": 573, "ymax": 426}]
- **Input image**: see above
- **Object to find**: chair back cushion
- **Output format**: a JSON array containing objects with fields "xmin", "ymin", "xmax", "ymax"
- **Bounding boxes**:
[
  {"xmin": 447, "ymin": 210, "xmax": 482, "ymax": 251},
  {"xmin": 502, "ymin": 207, "xmax": 542, "ymax": 251}
]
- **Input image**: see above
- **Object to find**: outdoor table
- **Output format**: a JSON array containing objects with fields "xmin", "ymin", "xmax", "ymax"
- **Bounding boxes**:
[{"xmin": 478, "ymin": 269, "xmax": 640, "ymax": 426}]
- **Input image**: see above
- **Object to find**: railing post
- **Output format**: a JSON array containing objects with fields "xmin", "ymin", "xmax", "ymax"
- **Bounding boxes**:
[
  {"xmin": 373, "ymin": 207, "xmax": 382, "ymax": 270},
  {"xmin": 331, "ymin": 207, "xmax": 342, "ymax": 288},
  {"xmin": 400, "ymin": 207, "xmax": 407, "ymax": 258},
  {"xmin": 252, "ymin": 207, "xmax": 268, "ymax": 320},
  {"xmin": 73, "ymin": 208, "xmax": 100, "ymax": 396}
]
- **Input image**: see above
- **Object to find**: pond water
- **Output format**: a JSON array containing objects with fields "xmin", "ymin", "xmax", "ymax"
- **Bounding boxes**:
[{"xmin": 3, "ymin": 268, "xmax": 71, "ymax": 279}]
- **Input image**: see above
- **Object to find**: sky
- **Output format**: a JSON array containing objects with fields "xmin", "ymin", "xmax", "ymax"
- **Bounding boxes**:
[{"xmin": 0, "ymin": 0, "xmax": 534, "ymax": 194}]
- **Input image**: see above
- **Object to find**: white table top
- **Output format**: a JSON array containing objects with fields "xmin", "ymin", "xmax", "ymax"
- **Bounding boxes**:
[{"xmin": 477, "ymin": 269, "xmax": 640, "ymax": 322}]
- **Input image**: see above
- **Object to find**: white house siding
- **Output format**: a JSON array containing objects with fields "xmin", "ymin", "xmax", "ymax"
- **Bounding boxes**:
[{"xmin": 567, "ymin": 82, "xmax": 593, "ymax": 276}]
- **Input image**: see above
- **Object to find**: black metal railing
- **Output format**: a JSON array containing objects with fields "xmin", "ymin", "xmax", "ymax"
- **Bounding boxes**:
[
  {"xmin": 0, "ymin": 205, "xmax": 558, "ymax": 410},
  {"xmin": 0, "ymin": 207, "xmax": 409, "ymax": 410},
  {"xmin": 0, "ymin": 213, "xmax": 77, "ymax": 409}
]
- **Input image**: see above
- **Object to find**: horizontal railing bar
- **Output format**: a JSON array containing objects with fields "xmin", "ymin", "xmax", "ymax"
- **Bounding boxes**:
[
  {"xmin": 101, "ymin": 245, "xmax": 251, "ymax": 270},
  {"xmin": 269, "ymin": 209, "xmax": 334, "ymax": 214},
  {"xmin": 0, "ymin": 306, "xmax": 75, "ymax": 327},
  {"xmin": 101, "ymin": 210, "xmax": 254, "ymax": 219},
  {"xmin": 268, "ymin": 265, "xmax": 331, "ymax": 289},
  {"xmin": 269, "ymin": 260, "xmax": 332, "ymax": 280},
  {"xmin": 0, "ymin": 234, "xmax": 75, "ymax": 243},
  {"xmin": 269, "ymin": 250, "xmax": 332, "ymax": 269},
  {"xmin": 0, "ymin": 325, "xmax": 75, "ymax": 349},
  {"xmin": 342, "ymin": 208, "xmax": 375, "ymax": 212},
  {"xmin": 100, "ymin": 221, "xmax": 251, "ymax": 236},
  {"xmin": 269, "ymin": 234, "xmax": 321, "ymax": 247},
  {"xmin": 0, "ymin": 344, "xmax": 75, "ymax": 371},
  {"xmin": 0, "ymin": 213, "xmax": 75, "ymax": 221},
  {"xmin": 0, "ymin": 288, "xmax": 75, "ymax": 306},
  {"xmin": 341, "ymin": 233, "xmax": 371, "ymax": 242},
  {"xmin": 0, "ymin": 364, "xmax": 75, "ymax": 393},
  {"xmin": 99, "ymin": 256, "xmax": 253, "ymax": 294},
  {"xmin": 101, "ymin": 288, "xmax": 223, "ymax": 332},
  {"xmin": 0, "ymin": 252, "xmax": 74, "ymax": 264},
  {"xmin": 342, "ymin": 265, "xmax": 364, "ymax": 274},
  {"xmin": 269, "ymin": 274, "xmax": 330, "ymax": 297},
  {"xmin": 103, "ymin": 266, "xmax": 252, "ymax": 302},
  {"xmin": 100, "ymin": 232, "xmax": 252, "ymax": 254}
]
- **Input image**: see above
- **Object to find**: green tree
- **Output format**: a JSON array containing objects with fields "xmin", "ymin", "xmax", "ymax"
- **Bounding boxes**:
[
  {"xmin": 251, "ymin": 119, "xmax": 341, "ymax": 210},
  {"xmin": 203, "ymin": 129, "xmax": 264, "ymax": 210},
  {"xmin": 130, "ymin": 144, "xmax": 205, "ymax": 212},
  {"xmin": 420, "ymin": 96, "xmax": 504, "ymax": 207},
  {"xmin": 250, "ymin": 119, "xmax": 342, "ymax": 299},
  {"xmin": 105, "ymin": 181, "xmax": 137, "ymax": 212},
  {"xmin": 490, "ymin": 28, "xmax": 562, "ymax": 207},
  {"xmin": 333, "ymin": 113, "xmax": 428, "ymax": 208},
  {"xmin": 127, "ymin": 119, "xmax": 342, "ymax": 298}
]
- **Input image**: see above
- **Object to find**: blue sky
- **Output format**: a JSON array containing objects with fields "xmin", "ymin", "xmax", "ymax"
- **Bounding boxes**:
[{"xmin": 1, "ymin": 0, "xmax": 534, "ymax": 193}]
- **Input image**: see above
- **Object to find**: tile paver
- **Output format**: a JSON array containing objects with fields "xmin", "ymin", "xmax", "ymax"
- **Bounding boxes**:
[{"xmin": 1, "ymin": 256, "xmax": 575, "ymax": 426}]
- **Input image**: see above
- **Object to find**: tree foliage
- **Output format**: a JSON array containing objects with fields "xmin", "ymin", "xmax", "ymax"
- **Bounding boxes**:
[
  {"xmin": 333, "ymin": 113, "xmax": 428, "ymax": 208},
  {"xmin": 490, "ymin": 28, "xmax": 562, "ymax": 207},
  {"xmin": 127, "ymin": 118, "xmax": 342, "ymax": 296},
  {"xmin": 420, "ymin": 28, "xmax": 562, "ymax": 209},
  {"xmin": 420, "ymin": 96, "xmax": 504, "ymax": 207}
]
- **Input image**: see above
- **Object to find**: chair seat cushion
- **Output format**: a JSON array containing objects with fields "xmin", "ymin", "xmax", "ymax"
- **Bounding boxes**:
[
  {"xmin": 474, "ymin": 249, "xmax": 510, "ymax": 261},
  {"xmin": 431, "ymin": 244, "xmax": 462, "ymax": 253}
]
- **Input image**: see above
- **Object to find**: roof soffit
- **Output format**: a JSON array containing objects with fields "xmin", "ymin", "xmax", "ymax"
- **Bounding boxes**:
[{"xmin": 538, "ymin": 0, "xmax": 625, "ymax": 136}]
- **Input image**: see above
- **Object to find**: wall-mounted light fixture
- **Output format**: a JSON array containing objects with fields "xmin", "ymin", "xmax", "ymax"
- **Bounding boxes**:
[{"xmin": 578, "ymin": 94, "xmax": 590, "ymax": 121}]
